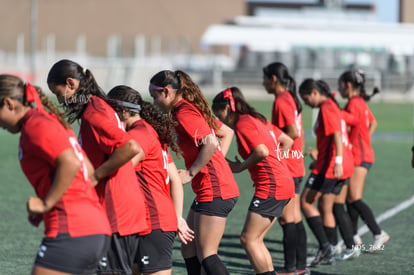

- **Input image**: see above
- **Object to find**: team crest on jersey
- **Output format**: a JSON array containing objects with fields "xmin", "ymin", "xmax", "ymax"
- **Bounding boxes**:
[{"xmin": 18, "ymin": 145, "xmax": 23, "ymax": 160}]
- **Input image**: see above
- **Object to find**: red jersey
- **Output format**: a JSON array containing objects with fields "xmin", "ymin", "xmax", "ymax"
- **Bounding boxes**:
[
  {"xmin": 19, "ymin": 109, "xmax": 111, "ymax": 238},
  {"xmin": 272, "ymin": 91, "xmax": 305, "ymax": 177},
  {"xmin": 313, "ymin": 99, "xmax": 353, "ymax": 179},
  {"xmin": 234, "ymin": 115, "xmax": 295, "ymax": 200},
  {"xmin": 344, "ymin": 95, "xmax": 375, "ymax": 165},
  {"xmin": 173, "ymin": 99, "xmax": 239, "ymax": 202},
  {"xmin": 79, "ymin": 96, "xmax": 149, "ymax": 236},
  {"xmin": 128, "ymin": 120, "xmax": 177, "ymax": 234}
]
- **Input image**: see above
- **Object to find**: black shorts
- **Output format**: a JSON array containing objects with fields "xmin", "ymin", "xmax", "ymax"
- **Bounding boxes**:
[
  {"xmin": 190, "ymin": 197, "xmax": 237, "ymax": 217},
  {"xmin": 293, "ymin": 176, "xmax": 304, "ymax": 194},
  {"xmin": 248, "ymin": 196, "xmax": 290, "ymax": 218},
  {"xmin": 34, "ymin": 233, "xmax": 110, "ymax": 275},
  {"xmin": 305, "ymin": 173, "xmax": 348, "ymax": 195},
  {"xmin": 358, "ymin": 162, "xmax": 373, "ymax": 171},
  {"xmin": 135, "ymin": 230, "xmax": 176, "ymax": 273},
  {"xmin": 97, "ymin": 233, "xmax": 140, "ymax": 275}
]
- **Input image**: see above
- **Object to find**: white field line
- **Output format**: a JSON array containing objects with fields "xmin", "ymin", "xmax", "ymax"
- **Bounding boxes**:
[
  {"xmin": 357, "ymin": 194, "xmax": 414, "ymax": 237},
  {"xmin": 335, "ymin": 195, "xmax": 414, "ymax": 248}
]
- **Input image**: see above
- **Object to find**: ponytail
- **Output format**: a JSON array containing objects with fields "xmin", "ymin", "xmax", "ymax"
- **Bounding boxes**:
[
  {"xmin": 299, "ymin": 78, "xmax": 339, "ymax": 107},
  {"xmin": 339, "ymin": 70, "xmax": 380, "ymax": 102},
  {"xmin": 287, "ymin": 75, "xmax": 302, "ymax": 114},
  {"xmin": 315, "ymin": 80, "xmax": 340, "ymax": 107},
  {"xmin": 150, "ymin": 70, "xmax": 218, "ymax": 130},
  {"xmin": 0, "ymin": 74, "xmax": 71, "ymax": 129},
  {"xmin": 263, "ymin": 62, "xmax": 302, "ymax": 113},
  {"xmin": 47, "ymin": 59, "xmax": 106, "ymax": 123},
  {"xmin": 107, "ymin": 85, "xmax": 179, "ymax": 154},
  {"xmin": 212, "ymin": 87, "xmax": 267, "ymax": 124},
  {"xmin": 37, "ymin": 88, "xmax": 72, "ymax": 129}
]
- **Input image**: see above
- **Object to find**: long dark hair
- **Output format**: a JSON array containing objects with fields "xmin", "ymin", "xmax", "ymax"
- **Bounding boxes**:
[
  {"xmin": 0, "ymin": 74, "xmax": 71, "ymax": 129},
  {"xmin": 262, "ymin": 62, "xmax": 302, "ymax": 113},
  {"xmin": 212, "ymin": 86, "xmax": 268, "ymax": 124},
  {"xmin": 339, "ymin": 70, "xmax": 380, "ymax": 101},
  {"xmin": 299, "ymin": 78, "xmax": 339, "ymax": 107},
  {"xmin": 150, "ymin": 70, "xmax": 218, "ymax": 130},
  {"xmin": 107, "ymin": 85, "xmax": 179, "ymax": 153},
  {"xmin": 47, "ymin": 59, "xmax": 106, "ymax": 123}
]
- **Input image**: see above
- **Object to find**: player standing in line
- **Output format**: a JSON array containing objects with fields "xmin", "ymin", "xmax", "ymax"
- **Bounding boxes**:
[
  {"xmin": 298, "ymin": 79, "xmax": 359, "ymax": 266},
  {"xmin": 47, "ymin": 59, "xmax": 150, "ymax": 275},
  {"xmin": 212, "ymin": 87, "xmax": 295, "ymax": 275},
  {"xmin": 0, "ymin": 74, "xmax": 111, "ymax": 275},
  {"xmin": 262, "ymin": 62, "xmax": 309, "ymax": 275},
  {"xmin": 338, "ymin": 70, "xmax": 389, "ymax": 252},
  {"xmin": 149, "ymin": 70, "xmax": 239, "ymax": 275},
  {"xmin": 107, "ymin": 85, "xmax": 194, "ymax": 275}
]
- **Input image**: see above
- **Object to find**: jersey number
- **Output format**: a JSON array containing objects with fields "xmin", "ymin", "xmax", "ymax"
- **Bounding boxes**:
[
  {"xmin": 162, "ymin": 150, "xmax": 169, "ymax": 185},
  {"xmin": 340, "ymin": 119, "xmax": 349, "ymax": 147}
]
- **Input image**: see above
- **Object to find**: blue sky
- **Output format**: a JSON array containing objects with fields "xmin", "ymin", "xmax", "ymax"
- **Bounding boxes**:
[
  {"xmin": 249, "ymin": 0, "xmax": 400, "ymax": 22},
  {"xmin": 345, "ymin": 0, "xmax": 399, "ymax": 22}
]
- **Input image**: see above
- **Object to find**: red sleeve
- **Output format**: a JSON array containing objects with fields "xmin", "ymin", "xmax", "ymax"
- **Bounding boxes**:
[
  {"xmin": 341, "ymin": 110, "xmax": 359, "ymax": 127},
  {"xmin": 236, "ymin": 117, "xmax": 263, "ymax": 150},
  {"xmin": 26, "ymin": 120, "xmax": 71, "ymax": 165},
  {"xmin": 271, "ymin": 124, "xmax": 283, "ymax": 139},
  {"xmin": 175, "ymin": 105, "xmax": 212, "ymax": 141},
  {"xmin": 215, "ymin": 118, "xmax": 223, "ymax": 131},
  {"xmin": 322, "ymin": 104, "xmax": 341, "ymax": 136},
  {"xmin": 274, "ymin": 96, "xmax": 296, "ymax": 129},
  {"xmin": 84, "ymin": 106, "xmax": 132, "ymax": 155},
  {"xmin": 129, "ymin": 129, "xmax": 149, "ymax": 156},
  {"xmin": 367, "ymin": 108, "xmax": 375, "ymax": 123}
]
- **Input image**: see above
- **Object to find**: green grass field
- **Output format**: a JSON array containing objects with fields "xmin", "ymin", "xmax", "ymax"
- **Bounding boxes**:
[{"xmin": 0, "ymin": 101, "xmax": 413, "ymax": 274}]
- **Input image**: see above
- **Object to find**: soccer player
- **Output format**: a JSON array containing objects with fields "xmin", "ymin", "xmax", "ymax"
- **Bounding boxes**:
[
  {"xmin": 0, "ymin": 74, "xmax": 111, "ymax": 275},
  {"xmin": 149, "ymin": 70, "xmax": 240, "ymax": 275},
  {"xmin": 212, "ymin": 87, "xmax": 295, "ymax": 275},
  {"xmin": 338, "ymin": 70, "xmax": 389, "ymax": 252},
  {"xmin": 107, "ymin": 85, "xmax": 194, "ymax": 275},
  {"xmin": 298, "ymin": 79, "xmax": 359, "ymax": 266},
  {"xmin": 47, "ymin": 60, "xmax": 150, "ymax": 275},
  {"xmin": 262, "ymin": 62, "xmax": 308, "ymax": 275}
]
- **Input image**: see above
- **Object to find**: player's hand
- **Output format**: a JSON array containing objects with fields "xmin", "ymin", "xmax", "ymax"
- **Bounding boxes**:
[
  {"xmin": 177, "ymin": 217, "xmax": 194, "ymax": 245},
  {"xmin": 178, "ymin": 169, "xmax": 193, "ymax": 185},
  {"xmin": 333, "ymin": 163, "xmax": 343, "ymax": 179},
  {"xmin": 226, "ymin": 156, "xmax": 243, "ymax": 173},
  {"xmin": 27, "ymin": 197, "xmax": 47, "ymax": 215},
  {"xmin": 28, "ymin": 213, "xmax": 43, "ymax": 227},
  {"xmin": 306, "ymin": 147, "xmax": 318, "ymax": 161},
  {"xmin": 89, "ymin": 173, "xmax": 99, "ymax": 187}
]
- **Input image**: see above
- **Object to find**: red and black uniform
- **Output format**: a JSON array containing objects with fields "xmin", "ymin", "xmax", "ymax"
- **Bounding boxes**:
[
  {"xmin": 234, "ymin": 114, "xmax": 295, "ymax": 200},
  {"xmin": 313, "ymin": 99, "xmax": 353, "ymax": 180},
  {"xmin": 173, "ymin": 99, "xmax": 239, "ymax": 202},
  {"xmin": 128, "ymin": 119, "xmax": 177, "ymax": 234},
  {"xmin": 344, "ymin": 95, "xmax": 375, "ymax": 166},
  {"xmin": 79, "ymin": 96, "xmax": 149, "ymax": 235},
  {"xmin": 272, "ymin": 91, "xmax": 305, "ymax": 179},
  {"xmin": 19, "ymin": 108, "xmax": 111, "ymax": 238}
]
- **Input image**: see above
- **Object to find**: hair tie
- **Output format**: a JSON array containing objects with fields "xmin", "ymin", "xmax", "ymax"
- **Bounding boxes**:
[
  {"xmin": 25, "ymin": 83, "xmax": 45, "ymax": 112},
  {"xmin": 355, "ymin": 70, "xmax": 363, "ymax": 84},
  {"xmin": 223, "ymin": 88, "xmax": 235, "ymax": 112},
  {"xmin": 82, "ymin": 66, "xmax": 87, "ymax": 75}
]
